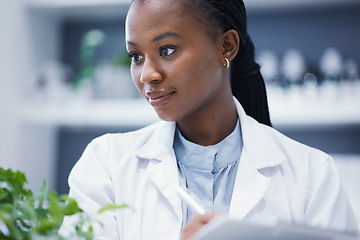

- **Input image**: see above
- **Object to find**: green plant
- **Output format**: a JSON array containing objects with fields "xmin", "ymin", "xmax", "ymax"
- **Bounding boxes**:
[
  {"xmin": 112, "ymin": 50, "xmax": 132, "ymax": 69},
  {"xmin": 73, "ymin": 29, "xmax": 106, "ymax": 90},
  {"xmin": 0, "ymin": 168, "xmax": 127, "ymax": 240}
]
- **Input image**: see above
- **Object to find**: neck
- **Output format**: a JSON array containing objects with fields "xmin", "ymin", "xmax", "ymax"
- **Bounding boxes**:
[{"xmin": 177, "ymin": 95, "xmax": 238, "ymax": 146}]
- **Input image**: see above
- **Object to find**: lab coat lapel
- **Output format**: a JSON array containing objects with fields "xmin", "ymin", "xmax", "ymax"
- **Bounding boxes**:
[
  {"xmin": 146, "ymin": 151, "xmax": 183, "ymax": 221},
  {"xmin": 135, "ymin": 121, "xmax": 183, "ymax": 221},
  {"xmin": 228, "ymin": 150, "xmax": 271, "ymax": 219},
  {"xmin": 229, "ymin": 97, "xmax": 287, "ymax": 219}
]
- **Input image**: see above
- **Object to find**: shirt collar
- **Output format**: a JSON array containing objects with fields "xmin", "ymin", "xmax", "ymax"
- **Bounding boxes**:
[{"xmin": 174, "ymin": 119, "xmax": 242, "ymax": 171}]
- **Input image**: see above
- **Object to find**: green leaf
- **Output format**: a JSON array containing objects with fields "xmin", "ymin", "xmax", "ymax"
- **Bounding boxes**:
[
  {"xmin": 0, "ymin": 168, "xmax": 33, "ymax": 204},
  {"xmin": 0, "ymin": 188, "xmax": 10, "ymax": 201},
  {"xmin": 37, "ymin": 181, "xmax": 47, "ymax": 209},
  {"xmin": 97, "ymin": 203, "xmax": 129, "ymax": 214},
  {"xmin": 0, "ymin": 233, "xmax": 13, "ymax": 240},
  {"xmin": 59, "ymin": 195, "xmax": 82, "ymax": 216},
  {"xmin": 0, "ymin": 211, "xmax": 23, "ymax": 239}
]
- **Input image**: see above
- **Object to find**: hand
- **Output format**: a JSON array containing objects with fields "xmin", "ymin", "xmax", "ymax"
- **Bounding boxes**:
[{"xmin": 181, "ymin": 212, "xmax": 222, "ymax": 240}]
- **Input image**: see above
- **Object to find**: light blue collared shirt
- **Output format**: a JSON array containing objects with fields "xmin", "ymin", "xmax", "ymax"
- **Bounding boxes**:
[{"xmin": 173, "ymin": 120, "xmax": 243, "ymax": 223}]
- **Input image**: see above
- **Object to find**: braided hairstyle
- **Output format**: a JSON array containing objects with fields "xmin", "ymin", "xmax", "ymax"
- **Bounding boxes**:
[{"xmin": 177, "ymin": 0, "xmax": 272, "ymax": 126}]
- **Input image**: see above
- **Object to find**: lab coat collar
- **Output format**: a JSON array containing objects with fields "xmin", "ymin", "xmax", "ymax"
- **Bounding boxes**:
[
  {"xmin": 135, "ymin": 121, "xmax": 176, "ymax": 162},
  {"xmin": 234, "ymin": 96, "xmax": 287, "ymax": 169}
]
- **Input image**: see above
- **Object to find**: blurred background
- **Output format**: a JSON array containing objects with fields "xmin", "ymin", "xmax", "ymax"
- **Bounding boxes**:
[{"xmin": 1, "ymin": 0, "xmax": 360, "ymax": 225}]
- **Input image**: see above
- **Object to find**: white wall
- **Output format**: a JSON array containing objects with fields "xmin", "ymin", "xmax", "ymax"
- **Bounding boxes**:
[
  {"xmin": 0, "ymin": 0, "xmax": 32, "ymax": 170},
  {"xmin": 0, "ymin": 0, "xmax": 60, "ymax": 192}
]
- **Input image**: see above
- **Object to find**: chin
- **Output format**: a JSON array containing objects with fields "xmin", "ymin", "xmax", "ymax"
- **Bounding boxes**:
[
  {"xmin": 156, "ymin": 114, "xmax": 177, "ymax": 122},
  {"xmin": 154, "ymin": 109, "xmax": 180, "ymax": 122}
]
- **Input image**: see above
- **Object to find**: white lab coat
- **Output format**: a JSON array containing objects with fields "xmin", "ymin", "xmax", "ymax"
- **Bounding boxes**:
[{"xmin": 60, "ymin": 98, "xmax": 359, "ymax": 240}]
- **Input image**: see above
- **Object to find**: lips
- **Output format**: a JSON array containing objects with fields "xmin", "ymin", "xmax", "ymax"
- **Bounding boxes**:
[{"xmin": 145, "ymin": 89, "xmax": 176, "ymax": 107}]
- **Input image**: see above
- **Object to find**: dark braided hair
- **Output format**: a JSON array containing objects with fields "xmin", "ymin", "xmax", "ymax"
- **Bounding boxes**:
[
  {"xmin": 177, "ymin": 0, "xmax": 272, "ymax": 126},
  {"xmin": 130, "ymin": 0, "xmax": 272, "ymax": 126}
]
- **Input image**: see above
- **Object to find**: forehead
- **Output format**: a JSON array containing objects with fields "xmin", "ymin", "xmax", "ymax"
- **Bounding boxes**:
[{"xmin": 125, "ymin": 0, "xmax": 206, "ymax": 41}]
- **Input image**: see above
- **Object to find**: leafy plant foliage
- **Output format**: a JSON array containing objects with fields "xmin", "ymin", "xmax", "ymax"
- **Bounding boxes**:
[{"xmin": 0, "ymin": 168, "xmax": 127, "ymax": 239}]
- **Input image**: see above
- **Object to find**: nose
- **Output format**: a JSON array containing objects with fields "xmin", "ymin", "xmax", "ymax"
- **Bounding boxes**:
[{"xmin": 139, "ymin": 59, "xmax": 163, "ymax": 84}]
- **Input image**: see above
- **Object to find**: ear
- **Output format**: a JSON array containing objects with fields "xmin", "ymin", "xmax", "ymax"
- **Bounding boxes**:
[{"xmin": 220, "ymin": 29, "xmax": 240, "ymax": 62}]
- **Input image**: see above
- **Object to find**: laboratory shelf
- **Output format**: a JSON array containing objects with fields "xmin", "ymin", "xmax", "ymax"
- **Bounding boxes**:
[
  {"xmin": 266, "ymin": 84, "xmax": 360, "ymax": 128},
  {"xmin": 27, "ymin": 0, "xmax": 360, "ymax": 9},
  {"xmin": 18, "ymin": 84, "xmax": 360, "ymax": 129},
  {"xmin": 27, "ymin": 0, "xmax": 130, "ymax": 8},
  {"xmin": 18, "ymin": 98, "xmax": 159, "ymax": 127},
  {"xmin": 26, "ymin": 0, "xmax": 360, "ymax": 20}
]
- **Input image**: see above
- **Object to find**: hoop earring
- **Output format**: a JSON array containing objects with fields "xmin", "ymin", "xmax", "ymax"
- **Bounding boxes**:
[{"xmin": 223, "ymin": 57, "xmax": 230, "ymax": 69}]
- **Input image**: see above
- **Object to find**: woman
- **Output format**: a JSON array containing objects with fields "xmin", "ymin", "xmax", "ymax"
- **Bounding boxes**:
[{"xmin": 61, "ymin": 0, "xmax": 358, "ymax": 239}]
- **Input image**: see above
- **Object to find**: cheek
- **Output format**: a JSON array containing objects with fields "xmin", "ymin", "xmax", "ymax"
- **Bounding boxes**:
[
  {"xmin": 175, "ymin": 51, "xmax": 218, "ymax": 88},
  {"xmin": 130, "ymin": 66, "xmax": 142, "ymax": 91}
]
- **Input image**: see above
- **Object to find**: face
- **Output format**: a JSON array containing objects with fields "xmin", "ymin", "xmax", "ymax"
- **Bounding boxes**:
[{"xmin": 125, "ymin": 0, "xmax": 230, "ymax": 122}]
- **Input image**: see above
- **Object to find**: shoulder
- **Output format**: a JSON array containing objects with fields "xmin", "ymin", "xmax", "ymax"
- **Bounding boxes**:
[
  {"xmin": 261, "ymin": 124, "xmax": 340, "ymax": 195},
  {"xmin": 255, "ymin": 124, "xmax": 358, "ymax": 232},
  {"xmin": 241, "ymin": 112, "xmax": 331, "ymax": 171},
  {"xmin": 267, "ymin": 125, "xmax": 327, "ymax": 155},
  {"xmin": 89, "ymin": 121, "xmax": 166, "ymax": 153},
  {"xmin": 71, "ymin": 121, "xmax": 164, "ymax": 164},
  {"xmin": 256, "ymin": 122, "xmax": 332, "ymax": 172},
  {"xmin": 69, "ymin": 121, "xmax": 168, "ymax": 181}
]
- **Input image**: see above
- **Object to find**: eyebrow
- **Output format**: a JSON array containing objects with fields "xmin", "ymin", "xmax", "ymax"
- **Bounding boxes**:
[
  {"xmin": 153, "ymin": 32, "xmax": 183, "ymax": 42},
  {"xmin": 126, "ymin": 32, "xmax": 183, "ymax": 47},
  {"xmin": 127, "ymin": 41, "xmax": 137, "ymax": 46}
]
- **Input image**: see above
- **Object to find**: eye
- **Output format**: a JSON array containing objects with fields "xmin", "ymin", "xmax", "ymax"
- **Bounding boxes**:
[
  {"xmin": 128, "ymin": 52, "xmax": 144, "ymax": 63},
  {"xmin": 160, "ymin": 46, "xmax": 176, "ymax": 57}
]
